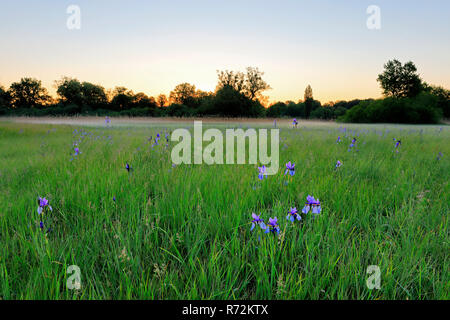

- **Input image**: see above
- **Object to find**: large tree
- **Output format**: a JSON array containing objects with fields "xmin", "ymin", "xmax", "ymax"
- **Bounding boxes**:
[
  {"xmin": 216, "ymin": 70, "xmax": 245, "ymax": 93},
  {"xmin": 157, "ymin": 94, "xmax": 168, "ymax": 108},
  {"xmin": 243, "ymin": 67, "xmax": 271, "ymax": 101},
  {"xmin": 377, "ymin": 59, "xmax": 423, "ymax": 98},
  {"xmin": 8, "ymin": 77, "xmax": 51, "ymax": 108},
  {"xmin": 304, "ymin": 84, "xmax": 314, "ymax": 119},
  {"xmin": 55, "ymin": 77, "xmax": 107, "ymax": 109},
  {"xmin": 133, "ymin": 92, "xmax": 157, "ymax": 109},
  {"xmin": 216, "ymin": 67, "xmax": 271, "ymax": 102},
  {"xmin": 55, "ymin": 77, "xmax": 83, "ymax": 105},
  {"xmin": 169, "ymin": 83, "xmax": 197, "ymax": 106},
  {"xmin": 111, "ymin": 87, "xmax": 134, "ymax": 110}
]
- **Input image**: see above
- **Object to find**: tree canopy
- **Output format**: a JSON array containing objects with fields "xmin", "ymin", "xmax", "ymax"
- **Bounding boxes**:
[
  {"xmin": 0, "ymin": 61, "xmax": 447, "ymax": 123},
  {"xmin": 9, "ymin": 78, "xmax": 51, "ymax": 108},
  {"xmin": 377, "ymin": 59, "xmax": 423, "ymax": 98}
]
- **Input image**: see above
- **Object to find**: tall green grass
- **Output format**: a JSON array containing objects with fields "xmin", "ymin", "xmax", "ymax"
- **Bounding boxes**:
[{"xmin": 0, "ymin": 120, "xmax": 448, "ymax": 299}]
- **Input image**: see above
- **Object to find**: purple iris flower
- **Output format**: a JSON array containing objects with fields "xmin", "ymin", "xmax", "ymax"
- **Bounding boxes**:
[
  {"xmin": 284, "ymin": 161, "xmax": 295, "ymax": 176},
  {"xmin": 286, "ymin": 207, "xmax": 301, "ymax": 222},
  {"xmin": 250, "ymin": 213, "xmax": 266, "ymax": 231},
  {"xmin": 37, "ymin": 197, "xmax": 52, "ymax": 214},
  {"xmin": 293, "ymin": 118, "xmax": 298, "ymax": 127},
  {"xmin": 113, "ymin": 196, "xmax": 116, "ymax": 202},
  {"xmin": 264, "ymin": 217, "xmax": 280, "ymax": 234},
  {"xmin": 348, "ymin": 137, "xmax": 357, "ymax": 151},
  {"xmin": 302, "ymin": 195, "xmax": 321, "ymax": 215},
  {"xmin": 39, "ymin": 197, "xmax": 49, "ymax": 207},
  {"xmin": 125, "ymin": 162, "xmax": 132, "ymax": 172},
  {"xmin": 437, "ymin": 152, "xmax": 443, "ymax": 160},
  {"xmin": 74, "ymin": 147, "xmax": 80, "ymax": 156},
  {"xmin": 336, "ymin": 136, "xmax": 341, "ymax": 143},
  {"xmin": 335, "ymin": 160, "xmax": 342, "ymax": 168},
  {"xmin": 258, "ymin": 165, "xmax": 267, "ymax": 180}
]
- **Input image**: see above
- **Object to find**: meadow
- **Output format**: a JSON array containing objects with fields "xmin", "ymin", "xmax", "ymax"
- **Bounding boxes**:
[{"xmin": 0, "ymin": 117, "xmax": 448, "ymax": 299}]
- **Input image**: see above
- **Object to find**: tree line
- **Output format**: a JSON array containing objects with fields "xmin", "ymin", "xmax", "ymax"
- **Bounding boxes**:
[{"xmin": 0, "ymin": 61, "xmax": 448, "ymax": 123}]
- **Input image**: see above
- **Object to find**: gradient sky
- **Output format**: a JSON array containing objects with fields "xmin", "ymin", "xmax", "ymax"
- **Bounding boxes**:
[{"xmin": 0, "ymin": 0, "xmax": 449, "ymax": 104}]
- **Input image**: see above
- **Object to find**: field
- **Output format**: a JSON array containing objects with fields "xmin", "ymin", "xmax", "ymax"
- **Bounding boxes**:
[{"xmin": 0, "ymin": 117, "xmax": 448, "ymax": 299}]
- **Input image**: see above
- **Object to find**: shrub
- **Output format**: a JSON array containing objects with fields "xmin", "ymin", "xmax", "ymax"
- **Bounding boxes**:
[{"xmin": 341, "ymin": 92, "xmax": 441, "ymax": 124}]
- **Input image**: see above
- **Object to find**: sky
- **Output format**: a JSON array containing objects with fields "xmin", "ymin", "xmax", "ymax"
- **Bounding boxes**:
[{"xmin": 0, "ymin": 0, "xmax": 449, "ymax": 104}]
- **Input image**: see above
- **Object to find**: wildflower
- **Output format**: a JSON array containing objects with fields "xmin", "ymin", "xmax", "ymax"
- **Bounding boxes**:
[
  {"xmin": 302, "ymin": 195, "xmax": 321, "ymax": 215},
  {"xmin": 348, "ymin": 137, "xmax": 357, "ymax": 152},
  {"xmin": 335, "ymin": 160, "xmax": 342, "ymax": 169},
  {"xmin": 264, "ymin": 217, "xmax": 280, "ymax": 234},
  {"xmin": 37, "ymin": 197, "xmax": 53, "ymax": 233},
  {"xmin": 258, "ymin": 165, "xmax": 267, "ymax": 180},
  {"xmin": 336, "ymin": 136, "xmax": 341, "ymax": 143},
  {"xmin": 39, "ymin": 197, "xmax": 49, "ymax": 208},
  {"xmin": 284, "ymin": 161, "xmax": 295, "ymax": 176},
  {"xmin": 286, "ymin": 207, "xmax": 301, "ymax": 222},
  {"xmin": 125, "ymin": 162, "xmax": 133, "ymax": 173},
  {"xmin": 37, "ymin": 197, "xmax": 52, "ymax": 215},
  {"xmin": 154, "ymin": 134, "xmax": 160, "ymax": 145},
  {"xmin": 113, "ymin": 196, "xmax": 116, "ymax": 202},
  {"xmin": 437, "ymin": 152, "xmax": 443, "ymax": 160},
  {"xmin": 250, "ymin": 213, "xmax": 266, "ymax": 231},
  {"xmin": 74, "ymin": 147, "xmax": 80, "ymax": 156},
  {"xmin": 293, "ymin": 118, "xmax": 298, "ymax": 128},
  {"xmin": 105, "ymin": 116, "xmax": 111, "ymax": 125}
]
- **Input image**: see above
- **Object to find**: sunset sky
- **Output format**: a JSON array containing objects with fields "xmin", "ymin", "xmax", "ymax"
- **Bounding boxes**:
[{"xmin": 0, "ymin": 0, "xmax": 449, "ymax": 104}]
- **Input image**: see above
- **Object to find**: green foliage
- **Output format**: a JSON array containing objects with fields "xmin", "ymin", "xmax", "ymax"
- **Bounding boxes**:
[
  {"xmin": 0, "ymin": 86, "xmax": 10, "ymax": 114},
  {"xmin": 304, "ymin": 85, "xmax": 314, "ymax": 119},
  {"xmin": 341, "ymin": 93, "xmax": 442, "ymax": 124},
  {"xmin": 8, "ymin": 78, "xmax": 51, "ymax": 108},
  {"xmin": 310, "ymin": 106, "xmax": 334, "ymax": 119},
  {"xmin": 266, "ymin": 102, "xmax": 288, "ymax": 117},
  {"xmin": 195, "ymin": 86, "xmax": 263, "ymax": 117},
  {"xmin": 377, "ymin": 60, "xmax": 423, "ymax": 98},
  {"xmin": 1, "ymin": 60, "xmax": 448, "ymax": 121},
  {"xmin": 166, "ymin": 104, "xmax": 195, "ymax": 117},
  {"xmin": 169, "ymin": 83, "xmax": 198, "ymax": 106},
  {"xmin": 56, "ymin": 77, "xmax": 108, "ymax": 110},
  {"xmin": 216, "ymin": 67, "xmax": 271, "ymax": 101},
  {"xmin": 425, "ymin": 85, "xmax": 450, "ymax": 118},
  {"xmin": 80, "ymin": 82, "xmax": 108, "ymax": 109}
]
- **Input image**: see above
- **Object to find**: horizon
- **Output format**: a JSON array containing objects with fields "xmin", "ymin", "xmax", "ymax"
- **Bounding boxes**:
[{"xmin": 1, "ymin": 0, "xmax": 449, "ymax": 104}]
